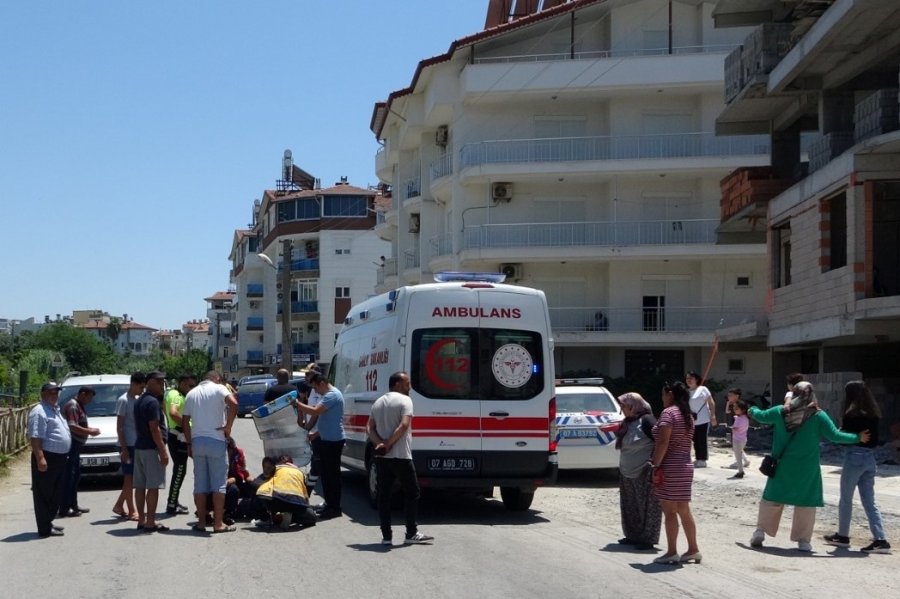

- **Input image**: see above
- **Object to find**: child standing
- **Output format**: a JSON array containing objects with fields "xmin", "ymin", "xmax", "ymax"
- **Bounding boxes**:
[
  {"xmin": 723, "ymin": 388, "xmax": 750, "ymax": 470},
  {"xmin": 729, "ymin": 399, "xmax": 749, "ymax": 480}
]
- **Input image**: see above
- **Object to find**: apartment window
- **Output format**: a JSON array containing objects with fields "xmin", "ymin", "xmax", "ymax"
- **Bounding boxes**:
[
  {"xmin": 735, "ymin": 274, "xmax": 752, "ymax": 288},
  {"xmin": 825, "ymin": 192, "xmax": 847, "ymax": 271},
  {"xmin": 773, "ymin": 223, "xmax": 792, "ymax": 288},
  {"xmin": 642, "ymin": 295, "xmax": 666, "ymax": 331},
  {"xmin": 727, "ymin": 358, "xmax": 745, "ymax": 373},
  {"xmin": 335, "ymin": 287, "xmax": 350, "ymax": 298},
  {"xmin": 323, "ymin": 195, "xmax": 367, "ymax": 217},
  {"xmin": 223, "ymin": 347, "xmax": 229, "ymax": 358},
  {"xmin": 334, "ymin": 238, "xmax": 351, "ymax": 255},
  {"xmin": 534, "ymin": 116, "xmax": 586, "ymax": 138}
]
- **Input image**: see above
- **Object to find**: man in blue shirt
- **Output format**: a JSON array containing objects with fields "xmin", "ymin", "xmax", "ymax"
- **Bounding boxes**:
[
  {"xmin": 26, "ymin": 381, "xmax": 72, "ymax": 538},
  {"xmin": 295, "ymin": 372, "xmax": 344, "ymax": 519}
]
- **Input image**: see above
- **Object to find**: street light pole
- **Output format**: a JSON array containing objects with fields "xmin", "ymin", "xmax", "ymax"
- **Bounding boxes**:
[{"xmin": 280, "ymin": 239, "xmax": 293, "ymax": 372}]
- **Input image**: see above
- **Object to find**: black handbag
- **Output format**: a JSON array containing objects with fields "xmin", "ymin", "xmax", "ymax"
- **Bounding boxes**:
[{"xmin": 759, "ymin": 454, "xmax": 778, "ymax": 477}]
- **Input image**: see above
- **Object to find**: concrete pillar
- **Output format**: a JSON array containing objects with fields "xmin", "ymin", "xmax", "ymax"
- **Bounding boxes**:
[
  {"xmin": 819, "ymin": 91, "xmax": 855, "ymax": 134},
  {"xmin": 770, "ymin": 123, "xmax": 801, "ymax": 179}
]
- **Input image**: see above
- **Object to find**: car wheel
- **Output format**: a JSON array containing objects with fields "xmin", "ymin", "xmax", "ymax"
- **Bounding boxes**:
[{"xmin": 499, "ymin": 486, "xmax": 534, "ymax": 511}]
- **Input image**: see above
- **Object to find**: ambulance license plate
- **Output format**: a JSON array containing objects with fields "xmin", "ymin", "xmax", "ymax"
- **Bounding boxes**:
[
  {"xmin": 427, "ymin": 457, "xmax": 476, "ymax": 472},
  {"xmin": 560, "ymin": 428, "xmax": 597, "ymax": 439}
]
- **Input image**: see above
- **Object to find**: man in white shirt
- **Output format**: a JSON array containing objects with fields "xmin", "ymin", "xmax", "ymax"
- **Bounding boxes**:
[
  {"xmin": 367, "ymin": 371, "xmax": 433, "ymax": 546},
  {"xmin": 182, "ymin": 371, "xmax": 237, "ymax": 533}
]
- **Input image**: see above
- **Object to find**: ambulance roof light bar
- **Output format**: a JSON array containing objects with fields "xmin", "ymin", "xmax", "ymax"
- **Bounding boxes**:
[{"xmin": 434, "ymin": 271, "xmax": 506, "ymax": 283}]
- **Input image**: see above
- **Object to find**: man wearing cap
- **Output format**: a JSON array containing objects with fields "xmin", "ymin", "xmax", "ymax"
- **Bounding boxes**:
[
  {"xmin": 133, "ymin": 370, "xmax": 170, "ymax": 532},
  {"xmin": 27, "ymin": 382, "xmax": 72, "ymax": 538},
  {"xmin": 59, "ymin": 386, "xmax": 101, "ymax": 517},
  {"xmin": 164, "ymin": 374, "xmax": 197, "ymax": 515}
]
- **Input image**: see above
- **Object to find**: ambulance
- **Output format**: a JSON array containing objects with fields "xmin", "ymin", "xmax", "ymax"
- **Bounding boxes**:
[{"xmin": 330, "ymin": 272, "xmax": 558, "ymax": 510}]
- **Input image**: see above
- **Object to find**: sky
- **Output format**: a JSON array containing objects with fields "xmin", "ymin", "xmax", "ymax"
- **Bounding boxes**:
[{"xmin": 0, "ymin": 0, "xmax": 486, "ymax": 330}]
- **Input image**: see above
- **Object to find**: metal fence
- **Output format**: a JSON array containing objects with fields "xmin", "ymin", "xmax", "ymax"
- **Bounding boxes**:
[
  {"xmin": 549, "ymin": 306, "xmax": 762, "ymax": 333},
  {"xmin": 464, "ymin": 219, "xmax": 719, "ymax": 248}
]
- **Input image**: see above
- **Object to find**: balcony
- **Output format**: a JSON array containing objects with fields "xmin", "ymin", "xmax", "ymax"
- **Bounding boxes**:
[
  {"xmin": 246, "ymin": 317, "xmax": 264, "ymax": 331},
  {"xmin": 277, "ymin": 258, "xmax": 320, "ymax": 274},
  {"xmin": 429, "ymin": 234, "xmax": 453, "ymax": 258},
  {"xmin": 473, "ymin": 44, "xmax": 740, "ymax": 65},
  {"xmin": 403, "ymin": 248, "xmax": 420, "ymax": 270},
  {"xmin": 463, "ymin": 219, "xmax": 719, "ymax": 250},
  {"xmin": 277, "ymin": 301, "xmax": 319, "ymax": 316},
  {"xmin": 458, "ymin": 133, "xmax": 769, "ymax": 176},
  {"xmin": 376, "ymin": 257, "xmax": 398, "ymax": 286},
  {"xmin": 276, "ymin": 343, "xmax": 320, "ymax": 360},
  {"xmin": 246, "ymin": 283, "xmax": 264, "ymax": 298},
  {"xmin": 549, "ymin": 306, "xmax": 763, "ymax": 333},
  {"xmin": 403, "ymin": 177, "xmax": 422, "ymax": 200},
  {"xmin": 246, "ymin": 351, "xmax": 264, "ymax": 365},
  {"xmin": 429, "ymin": 153, "xmax": 453, "ymax": 183}
]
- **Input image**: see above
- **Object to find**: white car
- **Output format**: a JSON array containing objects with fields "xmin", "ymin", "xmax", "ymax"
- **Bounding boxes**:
[
  {"xmin": 58, "ymin": 374, "xmax": 132, "ymax": 477},
  {"xmin": 554, "ymin": 378, "xmax": 623, "ymax": 470}
]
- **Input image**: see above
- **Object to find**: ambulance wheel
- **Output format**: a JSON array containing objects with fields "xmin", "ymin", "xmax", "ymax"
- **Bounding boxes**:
[{"xmin": 500, "ymin": 487, "xmax": 534, "ymax": 511}]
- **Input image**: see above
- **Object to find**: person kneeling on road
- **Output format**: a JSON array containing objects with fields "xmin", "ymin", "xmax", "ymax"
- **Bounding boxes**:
[{"xmin": 255, "ymin": 456, "xmax": 317, "ymax": 530}]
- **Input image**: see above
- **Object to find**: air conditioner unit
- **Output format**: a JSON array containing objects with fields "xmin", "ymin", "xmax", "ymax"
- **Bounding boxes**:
[
  {"xmin": 409, "ymin": 214, "xmax": 421, "ymax": 233},
  {"xmin": 249, "ymin": 301, "xmax": 259, "ymax": 309},
  {"xmin": 500, "ymin": 263, "xmax": 521, "ymax": 280},
  {"xmin": 307, "ymin": 322, "xmax": 319, "ymax": 333},
  {"xmin": 492, "ymin": 182, "xmax": 512, "ymax": 202},
  {"xmin": 276, "ymin": 281, "xmax": 284, "ymax": 291},
  {"xmin": 435, "ymin": 125, "xmax": 449, "ymax": 147}
]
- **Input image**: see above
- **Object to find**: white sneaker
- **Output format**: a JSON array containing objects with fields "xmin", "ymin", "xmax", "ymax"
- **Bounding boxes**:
[
  {"xmin": 694, "ymin": 460, "xmax": 707, "ymax": 468},
  {"xmin": 743, "ymin": 458, "xmax": 751, "ymax": 467},
  {"xmin": 381, "ymin": 538, "xmax": 392, "ymax": 546},
  {"xmin": 750, "ymin": 529, "xmax": 765, "ymax": 548},
  {"xmin": 722, "ymin": 462, "xmax": 739, "ymax": 470},
  {"xmin": 797, "ymin": 541, "xmax": 812, "ymax": 552},
  {"xmin": 404, "ymin": 532, "xmax": 434, "ymax": 545}
]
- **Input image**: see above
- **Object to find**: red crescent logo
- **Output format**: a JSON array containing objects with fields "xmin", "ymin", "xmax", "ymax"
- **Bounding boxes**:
[{"xmin": 424, "ymin": 338, "xmax": 463, "ymax": 390}]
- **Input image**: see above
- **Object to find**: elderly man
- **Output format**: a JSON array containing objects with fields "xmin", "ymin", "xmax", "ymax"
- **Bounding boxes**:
[
  {"xmin": 295, "ymin": 371, "xmax": 344, "ymax": 520},
  {"xmin": 59, "ymin": 386, "xmax": 100, "ymax": 517},
  {"xmin": 183, "ymin": 371, "xmax": 238, "ymax": 533},
  {"xmin": 133, "ymin": 370, "xmax": 170, "ymax": 533},
  {"xmin": 27, "ymin": 382, "xmax": 72, "ymax": 538}
]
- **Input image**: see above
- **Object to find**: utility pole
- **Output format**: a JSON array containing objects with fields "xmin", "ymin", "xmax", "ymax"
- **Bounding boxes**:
[{"xmin": 281, "ymin": 239, "xmax": 293, "ymax": 372}]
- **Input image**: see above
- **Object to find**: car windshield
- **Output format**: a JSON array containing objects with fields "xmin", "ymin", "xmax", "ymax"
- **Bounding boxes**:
[
  {"xmin": 58, "ymin": 384, "xmax": 130, "ymax": 417},
  {"xmin": 557, "ymin": 391, "xmax": 618, "ymax": 413},
  {"xmin": 237, "ymin": 382, "xmax": 271, "ymax": 394}
]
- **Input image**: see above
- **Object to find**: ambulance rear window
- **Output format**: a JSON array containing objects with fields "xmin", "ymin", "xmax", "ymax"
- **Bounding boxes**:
[{"xmin": 411, "ymin": 328, "xmax": 544, "ymax": 400}]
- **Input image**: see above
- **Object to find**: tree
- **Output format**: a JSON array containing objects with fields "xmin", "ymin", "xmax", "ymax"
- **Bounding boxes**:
[
  {"xmin": 30, "ymin": 322, "xmax": 118, "ymax": 374},
  {"xmin": 106, "ymin": 317, "xmax": 123, "ymax": 345},
  {"xmin": 161, "ymin": 349, "xmax": 211, "ymax": 380}
]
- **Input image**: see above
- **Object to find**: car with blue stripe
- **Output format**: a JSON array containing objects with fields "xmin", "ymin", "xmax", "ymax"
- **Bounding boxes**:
[{"xmin": 554, "ymin": 378, "xmax": 623, "ymax": 470}]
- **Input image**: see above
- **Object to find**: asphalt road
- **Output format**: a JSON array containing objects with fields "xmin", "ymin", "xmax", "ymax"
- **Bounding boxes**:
[{"xmin": 1, "ymin": 418, "xmax": 898, "ymax": 598}]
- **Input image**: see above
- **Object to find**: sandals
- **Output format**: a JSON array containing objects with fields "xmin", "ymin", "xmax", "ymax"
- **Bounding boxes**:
[
  {"xmin": 212, "ymin": 525, "xmax": 236, "ymax": 533},
  {"xmin": 191, "ymin": 524, "xmax": 209, "ymax": 533},
  {"xmin": 142, "ymin": 523, "xmax": 170, "ymax": 533}
]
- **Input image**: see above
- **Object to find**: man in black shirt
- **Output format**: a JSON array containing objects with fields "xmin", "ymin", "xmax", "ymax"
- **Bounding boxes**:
[
  {"xmin": 133, "ymin": 371, "xmax": 170, "ymax": 532},
  {"xmin": 263, "ymin": 369, "xmax": 299, "ymax": 404}
]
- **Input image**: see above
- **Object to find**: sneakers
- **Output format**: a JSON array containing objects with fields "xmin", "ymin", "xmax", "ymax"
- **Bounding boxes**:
[
  {"xmin": 381, "ymin": 538, "xmax": 392, "ymax": 546},
  {"xmin": 861, "ymin": 540, "xmax": 892, "ymax": 554},
  {"xmin": 693, "ymin": 460, "xmax": 707, "ymax": 468},
  {"xmin": 166, "ymin": 504, "xmax": 190, "ymax": 515},
  {"xmin": 824, "ymin": 533, "xmax": 850, "ymax": 548},
  {"xmin": 750, "ymin": 529, "xmax": 765, "ymax": 548},
  {"xmin": 722, "ymin": 463, "xmax": 739, "ymax": 470},
  {"xmin": 404, "ymin": 532, "xmax": 434, "ymax": 545},
  {"xmin": 797, "ymin": 541, "xmax": 813, "ymax": 552},
  {"xmin": 729, "ymin": 472, "xmax": 745, "ymax": 479}
]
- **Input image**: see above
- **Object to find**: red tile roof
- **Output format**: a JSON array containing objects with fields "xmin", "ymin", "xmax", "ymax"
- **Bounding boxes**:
[{"xmin": 204, "ymin": 291, "xmax": 236, "ymax": 302}]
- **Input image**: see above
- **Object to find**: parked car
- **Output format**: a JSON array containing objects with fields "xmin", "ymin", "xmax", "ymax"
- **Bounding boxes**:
[
  {"xmin": 58, "ymin": 374, "xmax": 132, "ymax": 477},
  {"xmin": 238, "ymin": 374, "xmax": 275, "ymax": 385},
  {"xmin": 236, "ymin": 377, "xmax": 308, "ymax": 417},
  {"xmin": 554, "ymin": 378, "xmax": 623, "ymax": 471}
]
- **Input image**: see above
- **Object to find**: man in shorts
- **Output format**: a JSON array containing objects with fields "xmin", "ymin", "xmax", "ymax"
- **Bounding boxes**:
[
  {"xmin": 113, "ymin": 372, "xmax": 145, "ymax": 520},
  {"xmin": 183, "ymin": 371, "xmax": 238, "ymax": 533},
  {"xmin": 133, "ymin": 370, "xmax": 170, "ymax": 532}
]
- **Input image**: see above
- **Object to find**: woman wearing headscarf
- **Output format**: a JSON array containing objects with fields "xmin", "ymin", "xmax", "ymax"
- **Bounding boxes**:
[
  {"xmin": 748, "ymin": 381, "xmax": 870, "ymax": 552},
  {"xmin": 615, "ymin": 392, "xmax": 660, "ymax": 550},
  {"xmin": 649, "ymin": 381, "xmax": 701, "ymax": 564}
]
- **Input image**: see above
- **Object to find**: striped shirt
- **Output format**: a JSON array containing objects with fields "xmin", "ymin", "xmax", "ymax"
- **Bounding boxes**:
[{"xmin": 27, "ymin": 400, "xmax": 72, "ymax": 455}]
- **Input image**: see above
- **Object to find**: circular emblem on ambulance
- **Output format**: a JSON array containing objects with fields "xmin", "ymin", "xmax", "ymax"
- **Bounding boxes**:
[{"xmin": 491, "ymin": 344, "xmax": 533, "ymax": 388}]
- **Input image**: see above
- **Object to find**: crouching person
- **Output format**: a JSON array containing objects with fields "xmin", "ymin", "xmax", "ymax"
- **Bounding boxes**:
[{"xmin": 255, "ymin": 456, "xmax": 316, "ymax": 530}]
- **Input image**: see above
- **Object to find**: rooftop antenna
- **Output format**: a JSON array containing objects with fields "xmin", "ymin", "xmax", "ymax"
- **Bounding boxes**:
[{"xmin": 276, "ymin": 149, "xmax": 299, "ymax": 193}]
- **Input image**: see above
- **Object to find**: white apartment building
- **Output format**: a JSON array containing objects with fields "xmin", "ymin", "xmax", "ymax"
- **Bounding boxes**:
[
  {"xmin": 372, "ymin": 0, "xmax": 772, "ymax": 390},
  {"xmin": 205, "ymin": 290, "xmax": 236, "ymax": 373},
  {"xmin": 713, "ymin": 0, "xmax": 900, "ymax": 405},
  {"xmin": 79, "ymin": 318, "xmax": 157, "ymax": 356},
  {"xmin": 229, "ymin": 177, "xmax": 389, "ymax": 376}
]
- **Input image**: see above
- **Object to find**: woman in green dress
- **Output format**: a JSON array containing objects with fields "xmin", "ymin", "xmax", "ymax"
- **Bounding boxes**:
[{"xmin": 748, "ymin": 381, "xmax": 870, "ymax": 552}]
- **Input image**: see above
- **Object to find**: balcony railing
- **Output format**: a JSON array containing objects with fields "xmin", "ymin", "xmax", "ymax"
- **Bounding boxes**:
[
  {"xmin": 278, "ymin": 301, "xmax": 319, "ymax": 315},
  {"xmin": 246, "ymin": 351, "xmax": 264, "ymax": 364},
  {"xmin": 277, "ymin": 258, "xmax": 320, "ymax": 272},
  {"xmin": 276, "ymin": 343, "xmax": 319, "ymax": 356},
  {"xmin": 246, "ymin": 317, "xmax": 264, "ymax": 331},
  {"xmin": 459, "ymin": 133, "xmax": 769, "ymax": 168},
  {"xmin": 246, "ymin": 283, "xmax": 264, "ymax": 297},
  {"xmin": 403, "ymin": 248, "xmax": 420, "ymax": 269},
  {"xmin": 474, "ymin": 44, "xmax": 740, "ymax": 64},
  {"xmin": 464, "ymin": 219, "xmax": 718, "ymax": 249},
  {"xmin": 549, "ymin": 307, "xmax": 762, "ymax": 333},
  {"xmin": 429, "ymin": 153, "xmax": 453, "ymax": 183},
  {"xmin": 404, "ymin": 178, "xmax": 421, "ymax": 199},
  {"xmin": 430, "ymin": 234, "xmax": 453, "ymax": 257},
  {"xmin": 377, "ymin": 258, "xmax": 398, "ymax": 285}
]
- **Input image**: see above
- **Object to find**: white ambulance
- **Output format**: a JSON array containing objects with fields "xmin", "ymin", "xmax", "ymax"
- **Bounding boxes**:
[{"xmin": 330, "ymin": 272, "xmax": 558, "ymax": 510}]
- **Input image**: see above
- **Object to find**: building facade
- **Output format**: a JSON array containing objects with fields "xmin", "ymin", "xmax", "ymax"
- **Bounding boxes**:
[
  {"xmin": 371, "ymin": 0, "xmax": 771, "ymax": 390},
  {"xmin": 229, "ymin": 172, "xmax": 389, "ymax": 376},
  {"xmin": 713, "ymin": 0, "xmax": 900, "ymax": 404}
]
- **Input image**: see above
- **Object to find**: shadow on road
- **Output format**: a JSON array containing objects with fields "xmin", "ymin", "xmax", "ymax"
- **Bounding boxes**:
[
  {"xmin": 599, "ymin": 542, "xmax": 659, "ymax": 554},
  {"xmin": 347, "ymin": 542, "xmax": 397, "ymax": 553},
  {"xmin": 1, "ymin": 532, "xmax": 41, "ymax": 543},
  {"xmin": 734, "ymin": 541, "xmax": 851, "ymax": 558},
  {"xmin": 552, "ymin": 469, "xmax": 619, "ymax": 489}
]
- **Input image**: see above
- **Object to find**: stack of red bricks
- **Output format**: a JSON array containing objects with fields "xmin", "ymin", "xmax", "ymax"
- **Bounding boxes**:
[{"xmin": 719, "ymin": 166, "xmax": 790, "ymax": 221}]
